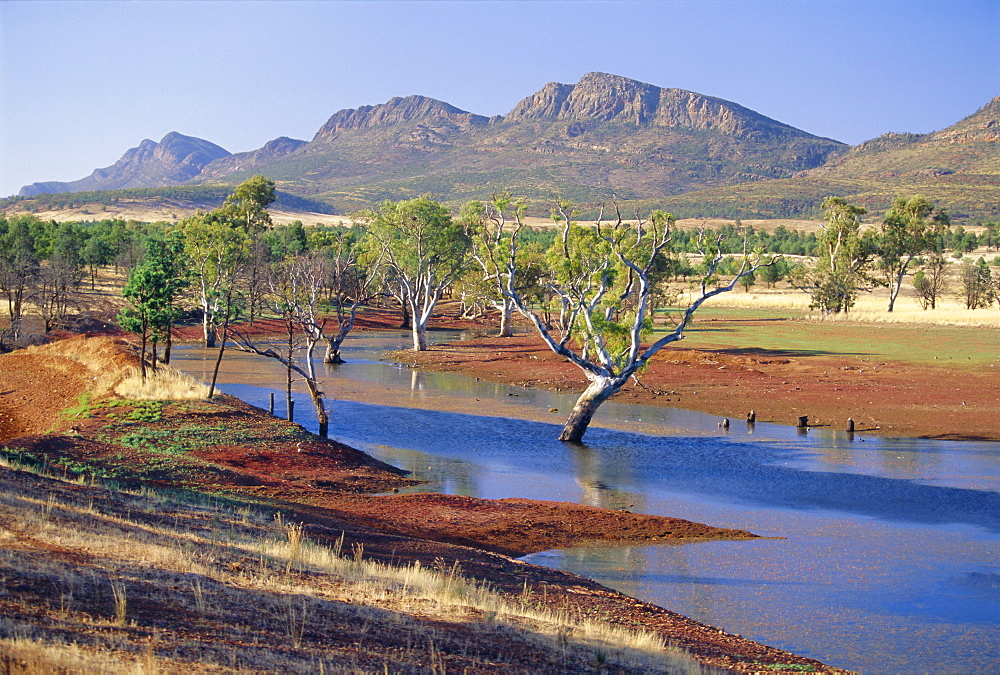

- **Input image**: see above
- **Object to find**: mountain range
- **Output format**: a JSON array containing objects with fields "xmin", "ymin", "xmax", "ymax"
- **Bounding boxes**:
[{"xmin": 15, "ymin": 73, "xmax": 1000, "ymax": 220}]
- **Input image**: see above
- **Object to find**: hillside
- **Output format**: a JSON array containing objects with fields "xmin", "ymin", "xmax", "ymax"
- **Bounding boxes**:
[
  {"xmin": 11, "ymin": 75, "xmax": 997, "ymax": 221},
  {"xmin": 661, "ymin": 96, "xmax": 1000, "ymax": 220},
  {"xmin": 15, "ymin": 73, "xmax": 847, "ymax": 211},
  {"xmin": 19, "ymin": 133, "xmax": 231, "ymax": 197}
]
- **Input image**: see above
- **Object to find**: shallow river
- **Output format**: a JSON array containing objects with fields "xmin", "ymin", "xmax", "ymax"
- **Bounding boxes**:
[{"xmin": 173, "ymin": 331, "xmax": 1000, "ymax": 674}]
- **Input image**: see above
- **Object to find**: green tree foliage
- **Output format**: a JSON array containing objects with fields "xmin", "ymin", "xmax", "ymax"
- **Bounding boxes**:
[
  {"xmin": 180, "ymin": 212, "xmax": 250, "ymax": 347},
  {"xmin": 362, "ymin": 196, "xmax": 470, "ymax": 351},
  {"xmin": 37, "ymin": 222, "xmax": 85, "ymax": 331},
  {"xmin": 799, "ymin": 197, "xmax": 879, "ymax": 314},
  {"xmin": 501, "ymin": 200, "xmax": 770, "ymax": 442},
  {"xmin": 0, "ymin": 216, "xmax": 40, "ymax": 345},
  {"xmin": 878, "ymin": 196, "xmax": 949, "ymax": 312},
  {"xmin": 218, "ymin": 175, "xmax": 276, "ymax": 233},
  {"xmin": 959, "ymin": 258, "xmax": 995, "ymax": 309},
  {"xmin": 117, "ymin": 236, "xmax": 189, "ymax": 379},
  {"xmin": 460, "ymin": 193, "xmax": 542, "ymax": 337},
  {"xmin": 178, "ymin": 177, "xmax": 275, "ymax": 346}
]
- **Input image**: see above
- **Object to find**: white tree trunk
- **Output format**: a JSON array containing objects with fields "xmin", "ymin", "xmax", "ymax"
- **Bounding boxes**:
[
  {"xmin": 559, "ymin": 376, "xmax": 619, "ymax": 443},
  {"xmin": 498, "ymin": 296, "xmax": 514, "ymax": 337}
]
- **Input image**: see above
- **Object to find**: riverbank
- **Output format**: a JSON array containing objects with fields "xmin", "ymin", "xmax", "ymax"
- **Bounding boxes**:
[
  {"xmin": 392, "ymin": 326, "xmax": 1000, "ymax": 442},
  {"xmin": 0, "ymin": 335, "xmax": 841, "ymax": 672}
]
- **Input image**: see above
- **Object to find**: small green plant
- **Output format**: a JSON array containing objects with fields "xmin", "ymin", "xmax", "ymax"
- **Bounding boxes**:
[
  {"xmin": 122, "ymin": 400, "xmax": 165, "ymax": 422},
  {"xmin": 61, "ymin": 392, "xmax": 98, "ymax": 419},
  {"xmin": 764, "ymin": 664, "xmax": 817, "ymax": 672}
]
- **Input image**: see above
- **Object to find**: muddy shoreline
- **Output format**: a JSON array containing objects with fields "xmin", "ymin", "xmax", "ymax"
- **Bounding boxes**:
[
  {"xmin": 0, "ymin": 334, "xmax": 842, "ymax": 672},
  {"xmin": 391, "ymin": 329, "xmax": 1000, "ymax": 443}
]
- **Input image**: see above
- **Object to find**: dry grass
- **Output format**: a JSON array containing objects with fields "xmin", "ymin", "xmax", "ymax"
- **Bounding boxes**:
[
  {"xmin": 0, "ymin": 460, "xmax": 711, "ymax": 673},
  {"xmin": 693, "ymin": 287, "xmax": 1000, "ymax": 328},
  {"xmin": 113, "ymin": 365, "xmax": 211, "ymax": 401}
]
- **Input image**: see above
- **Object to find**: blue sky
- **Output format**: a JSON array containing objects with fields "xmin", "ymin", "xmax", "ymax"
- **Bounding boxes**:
[{"xmin": 1, "ymin": 0, "xmax": 997, "ymax": 198}]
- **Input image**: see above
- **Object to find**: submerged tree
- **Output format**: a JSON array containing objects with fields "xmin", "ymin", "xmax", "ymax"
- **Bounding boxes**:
[
  {"xmin": 315, "ymin": 231, "xmax": 381, "ymax": 364},
  {"xmin": 500, "ymin": 200, "xmax": 770, "ymax": 442}
]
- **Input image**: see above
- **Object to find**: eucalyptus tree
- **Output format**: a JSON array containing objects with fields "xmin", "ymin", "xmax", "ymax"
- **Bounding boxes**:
[
  {"xmin": 878, "ymin": 195, "xmax": 949, "ymax": 312},
  {"xmin": 499, "ymin": 200, "xmax": 770, "ymax": 443},
  {"xmin": 180, "ymin": 212, "xmax": 249, "ymax": 347},
  {"xmin": 180, "ymin": 176, "xmax": 275, "ymax": 347},
  {"xmin": 232, "ymin": 254, "xmax": 331, "ymax": 436},
  {"xmin": 959, "ymin": 258, "xmax": 994, "ymax": 309},
  {"xmin": 37, "ymin": 222, "xmax": 85, "ymax": 332},
  {"xmin": 799, "ymin": 197, "xmax": 879, "ymax": 314},
  {"xmin": 459, "ymin": 193, "xmax": 523, "ymax": 337},
  {"xmin": 459, "ymin": 193, "xmax": 551, "ymax": 337},
  {"xmin": 80, "ymin": 235, "xmax": 115, "ymax": 290},
  {"xmin": 362, "ymin": 197, "xmax": 469, "ymax": 351},
  {"xmin": 313, "ymin": 228, "xmax": 381, "ymax": 363},
  {"xmin": 218, "ymin": 174, "xmax": 276, "ymax": 232},
  {"xmin": 0, "ymin": 216, "xmax": 39, "ymax": 345},
  {"xmin": 225, "ymin": 176, "xmax": 276, "ymax": 324}
]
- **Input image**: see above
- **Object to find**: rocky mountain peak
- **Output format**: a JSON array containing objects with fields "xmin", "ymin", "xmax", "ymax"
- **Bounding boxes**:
[
  {"xmin": 504, "ymin": 72, "xmax": 815, "ymax": 142},
  {"xmin": 314, "ymin": 95, "xmax": 490, "ymax": 139},
  {"xmin": 19, "ymin": 132, "xmax": 230, "ymax": 197}
]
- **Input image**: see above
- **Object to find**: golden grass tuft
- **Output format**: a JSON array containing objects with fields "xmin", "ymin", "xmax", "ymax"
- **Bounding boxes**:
[
  {"xmin": 0, "ymin": 463, "xmax": 718, "ymax": 673},
  {"xmin": 113, "ymin": 365, "xmax": 210, "ymax": 400}
]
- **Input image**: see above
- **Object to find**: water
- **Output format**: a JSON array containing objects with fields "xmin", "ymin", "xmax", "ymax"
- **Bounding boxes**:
[{"xmin": 173, "ymin": 332, "xmax": 1000, "ymax": 674}]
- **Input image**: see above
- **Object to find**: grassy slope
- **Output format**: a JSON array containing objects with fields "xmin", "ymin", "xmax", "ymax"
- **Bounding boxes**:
[
  {"xmin": 673, "ymin": 306, "xmax": 999, "ymax": 367},
  {"xmin": 0, "ymin": 460, "xmax": 699, "ymax": 674}
]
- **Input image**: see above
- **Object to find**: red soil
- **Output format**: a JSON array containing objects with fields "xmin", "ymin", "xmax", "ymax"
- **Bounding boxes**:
[
  {"xmin": 0, "ymin": 334, "xmax": 835, "ymax": 672},
  {"xmin": 396, "ymin": 331, "xmax": 1000, "ymax": 442}
]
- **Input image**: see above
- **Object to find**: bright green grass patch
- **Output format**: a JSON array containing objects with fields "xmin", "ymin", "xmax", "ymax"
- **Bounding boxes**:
[{"xmin": 655, "ymin": 307, "xmax": 999, "ymax": 367}]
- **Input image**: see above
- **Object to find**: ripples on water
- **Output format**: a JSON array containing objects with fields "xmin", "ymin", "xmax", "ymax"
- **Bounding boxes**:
[{"xmin": 173, "ymin": 335, "xmax": 1000, "ymax": 674}]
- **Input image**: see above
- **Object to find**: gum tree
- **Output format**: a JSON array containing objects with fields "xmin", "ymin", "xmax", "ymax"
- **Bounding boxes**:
[
  {"xmin": 459, "ymin": 193, "xmax": 524, "ymax": 337},
  {"xmin": 0, "ymin": 216, "xmax": 39, "ymax": 345},
  {"xmin": 362, "ymin": 197, "xmax": 469, "ymax": 351},
  {"xmin": 181, "ymin": 212, "xmax": 249, "ymax": 347},
  {"xmin": 313, "ymin": 230, "xmax": 381, "ymax": 363},
  {"xmin": 878, "ymin": 195, "xmax": 949, "ymax": 312},
  {"xmin": 500, "ymin": 200, "xmax": 770, "ymax": 442},
  {"xmin": 800, "ymin": 197, "xmax": 878, "ymax": 314},
  {"xmin": 232, "ymin": 255, "xmax": 332, "ymax": 436}
]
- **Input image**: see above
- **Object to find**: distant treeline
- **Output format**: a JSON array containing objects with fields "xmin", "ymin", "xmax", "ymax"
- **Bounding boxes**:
[{"xmin": 1, "ymin": 186, "xmax": 337, "ymax": 215}]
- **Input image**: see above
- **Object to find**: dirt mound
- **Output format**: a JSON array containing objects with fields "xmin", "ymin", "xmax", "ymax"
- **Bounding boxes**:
[{"xmin": 0, "ymin": 335, "xmax": 141, "ymax": 441}]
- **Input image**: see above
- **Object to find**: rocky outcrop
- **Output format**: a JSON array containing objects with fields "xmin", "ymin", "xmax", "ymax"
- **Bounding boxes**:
[
  {"xmin": 313, "ymin": 95, "xmax": 490, "ymax": 139},
  {"xmin": 19, "ymin": 132, "xmax": 230, "ymax": 197},
  {"xmin": 930, "ymin": 95, "xmax": 1000, "ymax": 143},
  {"xmin": 199, "ymin": 136, "xmax": 307, "ymax": 178},
  {"xmin": 504, "ymin": 72, "xmax": 821, "ymax": 142}
]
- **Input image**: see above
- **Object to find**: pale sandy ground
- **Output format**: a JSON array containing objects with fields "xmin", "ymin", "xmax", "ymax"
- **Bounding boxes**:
[{"xmin": 4, "ymin": 201, "xmax": 990, "ymax": 239}]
